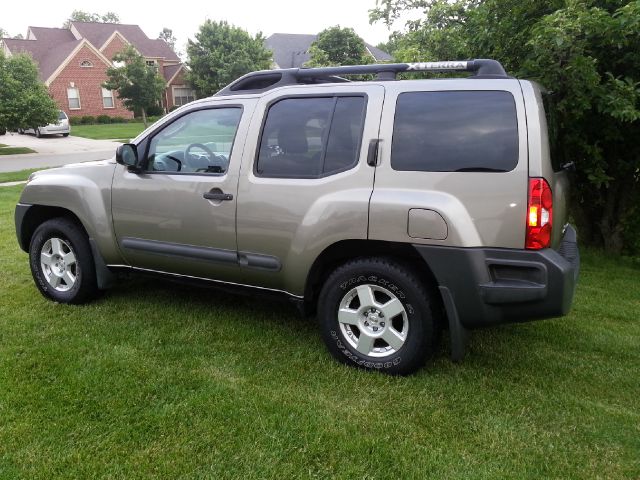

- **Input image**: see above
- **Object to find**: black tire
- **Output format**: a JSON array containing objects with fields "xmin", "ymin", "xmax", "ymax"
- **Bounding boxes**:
[
  {"xmin": 29, "ymin": 217, "xmax": 99, "ymax": 304},
  {"xmin": 318, "ymin": 257, "xmax": 439, "ymax": 375},
  {"xmin": 62, "ymin": 133, "xmax": 69, "ymax": 137},
  {"xmin": 35, "ymin": 128, "xmax": 42, "ymax": 138}
]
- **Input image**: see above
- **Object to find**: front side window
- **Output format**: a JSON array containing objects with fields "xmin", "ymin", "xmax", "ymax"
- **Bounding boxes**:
[
  {"xmin": 146, "ymin": 108, "xmax": 242, "ymax": 174},
  {"xmin": 102, "ymin": 88, "xmax": 114, "ymax": 108},
  {"xmin": 391, "ymin": 91, "xmax": 519, "ymax": 172},
  {"xmin": 256, "ymin": 96, "xmax": 366, "ymax": 178},
  {"xmin": 67, "ymin": 87, "xmax": 80, "ymax": 110}
]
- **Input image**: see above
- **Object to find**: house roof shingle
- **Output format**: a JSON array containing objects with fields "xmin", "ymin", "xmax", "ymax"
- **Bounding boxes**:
[
  {"xmin": 163, "ymin": 63, "xmax": 183, "ymax": 82},
  {"xmin": 71, "ymin": 22, "xmax": 180, "ymax": 61},
  {"xmin": 265, "ymin": 33, "xmax": 393, "ymax": 69},
  {"xmin": 2, "ymin": 27, "xmax": 82, "ymax": 81}
]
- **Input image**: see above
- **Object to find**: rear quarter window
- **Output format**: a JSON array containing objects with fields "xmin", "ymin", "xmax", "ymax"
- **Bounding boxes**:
[{"xmin": 391, "ymin": 91, "xmax": 519, "ymax": 172}]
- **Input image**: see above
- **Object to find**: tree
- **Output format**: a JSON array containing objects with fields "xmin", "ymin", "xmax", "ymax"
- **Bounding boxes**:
[
  {"xmin": 371, "ymin": 0, "xmax": 640, "ymax": 254},
  {"xmin": 0, "ymin": 52, "xmax": 58, "ymax": 131},
  {"xmin": 158, "ymin": 28, "xmax": 178, "ymax": 52},
  {"xmin": 63, "ymin": 10, "xmax": 120, "ymax": 28},
  {"xmin": 305, "ymin": 26, "xmax": 372, "ymax": 67},
  {"xmin": 103, "ymin": 46, "xmax": 166, "ymax": 127},
  {"xmin": 186, "ymin": 20, "xmax": 272, "ymax": 97},
  {"xmin": 0, "ymin": 28, "xmax": 7, "ymax": 38}
]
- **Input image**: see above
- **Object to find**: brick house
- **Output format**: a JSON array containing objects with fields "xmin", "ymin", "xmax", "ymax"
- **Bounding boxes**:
[{"xmin": 0, "ymin": 22, "xmax": 194, "ymax": 119}]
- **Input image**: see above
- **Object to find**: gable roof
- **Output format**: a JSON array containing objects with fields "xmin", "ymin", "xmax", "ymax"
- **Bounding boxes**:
[
  {"xmin": 2, "ymin": 27, "xmax": 81, "ymax": 81},
  {"xmin": 71, "ymin": 22, "xmax": 180, "ymax": 61},
  {"xmin": 265, "ymin": 33, "xmax": 393, "ymax": 69},
  {"xmin": 163, "ymin": 63, "xmax": 184, "ymax": 83}
]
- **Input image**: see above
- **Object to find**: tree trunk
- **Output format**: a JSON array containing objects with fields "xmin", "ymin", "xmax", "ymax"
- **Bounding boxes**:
[
  {"xmin": 598, "ymin": 183, "xmax": 626, "ymax": 254},
  {"xmin": 141, "ymin": 108, "xmax": 148, "ymax": 128}
]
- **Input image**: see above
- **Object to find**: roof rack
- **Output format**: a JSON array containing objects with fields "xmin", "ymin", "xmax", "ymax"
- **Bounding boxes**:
[{"xmin": 215, "ymin": 59, "xmax": 508, "ymax": 96}]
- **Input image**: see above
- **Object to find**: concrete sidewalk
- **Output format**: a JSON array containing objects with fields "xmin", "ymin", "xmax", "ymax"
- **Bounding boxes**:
[
  {"xmin": 0, "ymin": 133, "xmax": 120, "ymax": 172},
  {"xmin": 0, "ymin": 150, "xmax": 116, "ymax": 172}
]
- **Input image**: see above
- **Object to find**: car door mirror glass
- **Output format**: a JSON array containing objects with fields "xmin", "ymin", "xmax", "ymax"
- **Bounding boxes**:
[{"xmin": 116, "ymin": 144, "xmax": 138, "ymax": 167}]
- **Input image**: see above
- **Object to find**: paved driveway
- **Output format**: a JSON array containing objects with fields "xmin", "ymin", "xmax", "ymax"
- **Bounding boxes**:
[
  {"xmin": 0, "ymin": 132, "xmax": 121, "ymax": 172},
  {"xmin": 2, "ymin": 131, "xmax": 122, "ymax": 154}
]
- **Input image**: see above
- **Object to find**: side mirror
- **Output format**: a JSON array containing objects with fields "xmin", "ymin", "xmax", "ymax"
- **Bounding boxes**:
[{"xmin": 116, "ymin": 144, "xmax": 139, "ymax": 170}]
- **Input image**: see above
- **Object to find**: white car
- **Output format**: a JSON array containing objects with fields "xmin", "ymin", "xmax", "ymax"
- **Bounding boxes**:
[{"xmin": 19, "ymin": 111, "xmax": 70, "ymax": 138}]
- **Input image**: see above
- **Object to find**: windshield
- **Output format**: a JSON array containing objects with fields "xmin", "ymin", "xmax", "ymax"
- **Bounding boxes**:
[{"xmin": 58, "ymin": 111, "xmax": 67, "ymax": 120}]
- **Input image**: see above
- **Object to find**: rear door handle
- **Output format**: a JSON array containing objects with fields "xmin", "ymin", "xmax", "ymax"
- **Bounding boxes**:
[
  {"xmin": 367, "ymin": 139, "xmax": 380, "ymax": 167},
  {"xmin": 203, "ymin": 190, "xmax": 233, "ymax": 201}
]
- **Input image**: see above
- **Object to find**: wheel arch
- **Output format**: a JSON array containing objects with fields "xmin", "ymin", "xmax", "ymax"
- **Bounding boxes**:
[
  {"xmin": 16, "ymin": 204, "xmax": 116, "ymax": 289},
  {"xmin": 303, "ymin": 239, "xmax": 443, "ymax": 316}
]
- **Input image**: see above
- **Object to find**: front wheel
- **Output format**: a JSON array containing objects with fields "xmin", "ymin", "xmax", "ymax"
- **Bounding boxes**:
[
  {"xmin": 29, "ymin": 218, "xmax": 99, "ymax": 304},
  {"xmin": 318, "ymin": 257, "xmax": 440, "ymax": 375}
]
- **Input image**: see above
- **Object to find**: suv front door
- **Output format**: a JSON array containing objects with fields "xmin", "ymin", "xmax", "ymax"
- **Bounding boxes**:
[{"xmin": 111, "ymin": 99, "xmax": 256, "ymax": 281}]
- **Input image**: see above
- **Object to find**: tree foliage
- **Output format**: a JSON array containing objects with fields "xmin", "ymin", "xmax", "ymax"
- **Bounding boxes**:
[
  {"xmin": 305, "ymin": 26, "xmax": 372, "ymax": 67},
  {"xmin": 63, "ymin": 10, "xmax": 120, "ymax": 28},
  {"xmin": 186, "ymin": 20, "xmax": 272, "ymax": 97},
  {"xmin": 371, "ymin": 0, "xmax": 640, "ymax": 253},
  {"xmin": 0, "ymin": 52, "xmax": 58, "ymax": 131},
  {"xmin": 103, "ymin": 46, "xmax": 166, "ymax": 127},
  {"xmin": 158, "ymin": 27, "xmax": 178, "ymax": 53}
]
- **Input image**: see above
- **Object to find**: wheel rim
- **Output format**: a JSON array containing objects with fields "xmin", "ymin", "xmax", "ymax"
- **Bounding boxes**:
[
  {"xmin": 40, "ymin": 237, "xmax": 77, "ymax": 292},
  {"xmin": 337, "ymin": 284, "xmax": 409, "ymax": 358}
]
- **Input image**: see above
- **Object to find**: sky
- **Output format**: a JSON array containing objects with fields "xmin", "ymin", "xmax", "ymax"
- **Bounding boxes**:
[{"xmin": 1, "ymin": 0, "xmax": 414, "ymax": 54}]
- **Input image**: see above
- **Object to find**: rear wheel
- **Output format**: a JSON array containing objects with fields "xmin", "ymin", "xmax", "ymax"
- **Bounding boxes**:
[
  {"xmin": 62, "ymin": 133, "xmax": 69, "ymax": 137},
  {"xmin": 318, "ymin": 257, "xmax": 439, "ymax": 375},
  {"xmin": 29, "ymin": 218, "xmax": 99, "ymax": 304}
]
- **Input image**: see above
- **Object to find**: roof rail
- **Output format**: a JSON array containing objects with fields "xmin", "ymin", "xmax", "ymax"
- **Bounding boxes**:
[{"xmin": 215, "ymin": 59, "xmax": 508, "ymax": 97}]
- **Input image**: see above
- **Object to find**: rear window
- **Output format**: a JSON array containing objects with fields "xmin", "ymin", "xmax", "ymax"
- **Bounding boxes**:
[
  {"xmin": 256, "ymin": 96, "xmax": 366, "ymax": 178},
  {"xmin": 391, "ymin": 91, "xmax": 519, "ymax": 172},
  {"xmin": 58, "ymin": 111, "xmax": 67, "ymax": 120}
]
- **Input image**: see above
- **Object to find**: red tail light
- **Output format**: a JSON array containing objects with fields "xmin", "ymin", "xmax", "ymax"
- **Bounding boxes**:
[{"xmin": 526, "ymin": 178, "xmax": 553, "ymax": 249}]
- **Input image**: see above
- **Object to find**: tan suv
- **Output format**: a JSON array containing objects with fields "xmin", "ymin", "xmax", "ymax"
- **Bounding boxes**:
[{"xmin": 15, "ymin": 60, "xmax": 579, "ymax": 375}]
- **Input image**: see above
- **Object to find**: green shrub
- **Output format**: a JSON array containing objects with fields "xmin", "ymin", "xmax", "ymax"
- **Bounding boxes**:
[
  {"xmin": 96, "ymin": 115, "xmax": 111, "ymax": 124},
  {"xmin": 111, "ymin": 116, "xmax": 127, "ymax": 124},
  {"xmin": 69, "ymin": 116, "xmax": 83, "ymax": 126},
  {"xmin": 80, "ymin": 115, "xmax": 95, "ymax": 125}
]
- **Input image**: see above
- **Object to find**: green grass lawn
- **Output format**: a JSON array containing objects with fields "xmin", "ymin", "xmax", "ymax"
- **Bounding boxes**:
[
  {"xmin": 71, "ymin": 123, "xmax": 146, "ymax": 141},
  {"xmin": 0, "ymin": 184, "xmax": 638, "ymax": 478},
  {"xmin": 0, "ymin": 168, "xmax": 44, "ymax": 184},
  {"xmin": 0, "ymin": 144, "xmax": 36, "ymax": 155}
]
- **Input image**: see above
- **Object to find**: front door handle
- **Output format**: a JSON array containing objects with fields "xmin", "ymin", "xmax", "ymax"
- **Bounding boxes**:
[{"xmin": 203, "ymin": 189, "xmax": 233, "ymax": 201}]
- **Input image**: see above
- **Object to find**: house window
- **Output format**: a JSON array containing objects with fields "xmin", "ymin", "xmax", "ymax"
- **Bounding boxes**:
[
  {"xmin": 173, "ymin": 87, "xmax": 195, "ymax": 106},
  {"xmin": 67, "ymin": 87, "xmax": 80, "ymax": 110},
  {"xmin": 102, "ymin": 88, "xmax": 114, "ymax": 108},
  {"xmin": 146, "ymin": 59, "xmax": 158, "ymax": 72},
  {"xmin": 80, "ymin": 60, "xmax": 93, "ymax": 68}
]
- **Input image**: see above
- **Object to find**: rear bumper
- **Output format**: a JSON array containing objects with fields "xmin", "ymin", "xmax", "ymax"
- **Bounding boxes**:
[{"xmin": 414, "ymin": 225, "xmax": 580, "ymax": 328}]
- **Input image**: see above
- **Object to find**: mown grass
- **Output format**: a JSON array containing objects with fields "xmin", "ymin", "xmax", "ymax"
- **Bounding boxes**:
[
  {"xmin": 0, "ymin": 168, "xmax": 44, "ymax": 184},
  {"xmin": 71, "ymin": 124, "xmax": 146, "ymax": 140},
  {"xmin": 0, "ymin": 145, "xmax": 36, "ymax": 155},
  {"xmin": 0, "ymin": 184, "xmax": 638, "ymax": 479}
]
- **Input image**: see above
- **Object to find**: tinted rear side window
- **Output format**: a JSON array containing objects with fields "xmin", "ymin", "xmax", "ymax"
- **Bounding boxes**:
[
  {"xmin": 256, "ymin": 96, "xmax": 366, "ymax": 178},
  {"xmin": 391, "ymin": 91, "xmax": 518, "ymax": 172}
]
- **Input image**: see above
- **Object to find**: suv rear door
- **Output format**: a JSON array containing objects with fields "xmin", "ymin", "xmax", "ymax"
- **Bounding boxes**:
[
  {"xmin": 235, "ymin": 84, "xmax": 385, "ymax": 296},
  {"xmin": 369, "ymin": 79, "xmax": 529, "ymax": 249}
]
